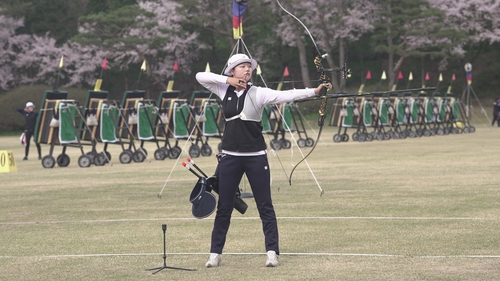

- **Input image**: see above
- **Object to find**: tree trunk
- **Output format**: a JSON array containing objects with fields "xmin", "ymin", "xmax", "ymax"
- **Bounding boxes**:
[
  {"xmin": 295, "ymin": 33, "xmax": 312, "ymax": 88},
  {"xmin": 386, "ymin": 4, "xmax": 394, "ymax": 91},
  {"xmin": 338, "ymin": 0, "xmax": 345, "ymax": 92}
]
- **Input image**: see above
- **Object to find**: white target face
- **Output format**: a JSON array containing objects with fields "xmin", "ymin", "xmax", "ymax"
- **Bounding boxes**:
[{"xmin": 464, "ymin": 63, "xmax": 472, "ymax": 72}]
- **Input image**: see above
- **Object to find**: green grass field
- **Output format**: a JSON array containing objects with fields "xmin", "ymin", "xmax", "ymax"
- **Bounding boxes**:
[{"xmin": 0, "ymin": 120, "xmax": 499, "ymax": 280}]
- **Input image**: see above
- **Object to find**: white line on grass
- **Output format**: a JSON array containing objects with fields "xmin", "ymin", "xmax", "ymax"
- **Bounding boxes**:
[
  {"xmin": 1, "ymin": 252, "xmax": 500, "ymax": 259},
  {"xmin": 0, "ymin": 216, "xmax": 491, "ymax": 225}
]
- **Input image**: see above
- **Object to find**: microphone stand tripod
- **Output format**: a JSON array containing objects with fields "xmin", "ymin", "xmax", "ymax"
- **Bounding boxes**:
[{"xmin": 146, "ymin": 224, "xmax": 196, "ymax": 274}]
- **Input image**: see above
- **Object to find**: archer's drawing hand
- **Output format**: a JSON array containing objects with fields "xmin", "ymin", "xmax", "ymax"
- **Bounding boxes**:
[{"xmin": 227, "ymin": 77, "xmax": 247, "ymax": 90}]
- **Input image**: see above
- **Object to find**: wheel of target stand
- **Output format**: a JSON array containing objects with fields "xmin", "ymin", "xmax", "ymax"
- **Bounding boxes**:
[
  {"xmin": 78, "ymin": 155, "xmax": 92, "ymax": 168},
  {"xmin": 154, "ymin": 148, "xmax": 165, "ymax": 160},
  {"xmin": 160, "ymin": 147, "xmax": 169, "ymax": 156},
  {"xmin": 105, "ymin": 151, "xmax": 112, "ymax": 162},
  {"xmin": 333, "ymin": 134, "xmax": 342, "ymax": 143},
  {"xmin": 119, "ymin": 150, "xmax": 133, "ymax": 164},
  {"xmin": 341, "ymin": 133, "xmax": 349, "ymax": 142},
  {"xmin": 352, "ymin": 133, "xmax": 358, "ymax": 142},
  {"xmin": 41, "ymin": 155, "xmax": 56, "ymax": 168},
  {"xmin": 463, "ymin": 127, "xmax": 470, "ymax": 134},
  {"xmin": 201, "ymin": 144, "xmax": 212, "ymax": 157},
  {"xmin": 305, "ymin": 137, "xmax": 314, "ymax": 147},
  {"xmin": 133, "ymin": 150, "xmax": 146, "ymax": 162},
  {"xmin": 357, "ymin": 133, "xmax": 366, "ymax": 142},
  {"xmin": 384, "ymin": 132, "xmax": 391, "ymax": 140},
  {"xmin": 56, "ymin": 154, "xmax": 70, "ymax": 167},
  {"xmin": 392, "ymin": 131, "xmax": 400, "ymax": 139},
  {"xmin": 469, "ymin": 126, "xmax": 476, "ymax": 133},
  {"xmin": 94, "ymin": 153, "xmax": 106, "ymax": 166},
  {"xmin": 297, "ymin": 138, "xmax": 306, "ymax": 148},
  {"xmin": 189, "ymin": 144, "xmax": 201, "ymax": 158},
  {"xmin": 270, "ymin": 139, "xmax": 281, "ymax": 150},
  {"xmin": 85, "ymin": 152, "xmax": 96, "ymax": 165},
  {"xmin": 280, "ymin": 139, "xmax": 291, "ymax": 149},
  {"xmin": 366, "ymin": 133, "xmax": 374, "ymax": 142},
  {"xmin": 169, "ymin": 146, "xmax": 181, "ymax": 159}
]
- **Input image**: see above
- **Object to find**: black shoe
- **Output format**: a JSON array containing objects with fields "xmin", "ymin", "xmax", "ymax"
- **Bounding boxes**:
[{"xmin": 23, "ymin": 157, "xmax": 28, "ymax": 161}]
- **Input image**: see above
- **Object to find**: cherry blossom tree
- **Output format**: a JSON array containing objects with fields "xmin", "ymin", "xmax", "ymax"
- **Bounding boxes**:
[
  {"xmin": 272, "ymin": 0, "xmax": 375, "ymax": 91},
  {"xmin": 75, "ymin": 0, "xmax": 202, "ymax": 91},
  {"xmin": 0, "ymin": 1, "xmax": 202, "ymax": 92}
]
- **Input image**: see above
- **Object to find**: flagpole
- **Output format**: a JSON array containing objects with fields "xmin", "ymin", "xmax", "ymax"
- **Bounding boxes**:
[
  {"xmin": 100, "ymin": 58, "xmax": 107, "ymax": 79},
  {"xmin": 376, "ymin": 71, "xmax": 386, "ymax": 92},
  {"xmin": 359, "ymin": 70, "xmax": 371, "ymax": 93},
  {"xmin": 135, "ymin": 60, "xmax": 146, "ymax": 90},
  {"xmin": 447, "ymin": 74, "xmax": 456, "ymax": 94},
  {"xmin": 54, "ymin": 55, "xmax": 64, "ymax": 91}
]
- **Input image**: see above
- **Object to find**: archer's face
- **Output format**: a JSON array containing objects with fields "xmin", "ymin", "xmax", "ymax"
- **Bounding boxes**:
[{"xmin": 230, "ymin": 63, "xmax": 253, "ymax": 81}]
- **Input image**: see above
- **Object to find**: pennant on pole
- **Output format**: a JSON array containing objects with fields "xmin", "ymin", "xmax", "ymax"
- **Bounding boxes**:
[
  {"xmin": 425, "ymin": 72, "xmax": 430, "ymax": 81},
  {"xmin": 173, "ymin": 61, "xmax": 179, "ymax": 72},
  {"xmin": 102, "ymin": 58, "xmax": 107, "ymax": 70},
  {"xmin": 381, "ymin": 71, "xmax": 387, "ymax": 80},
  {"xmin": 256, "ymin": 64, "xmax": 262, "ymax": 75},
  {"xmin": 452, "ymin": 73, "xmax": 456, "ymax": 81},
  {"xmin": 283, "ymin": 66, "xmax": 289, "ymax": 77},
  {"xmin": 398, "ymin": 71, "xmax": 403, "ymax": 79},
  {"xmin": 438, "ymin": 73, "xmax": 443, "ymax": 82},
  {"xmin": 205, "ymin": 62, "xmax": 211, "ymax": 72},
  {"xmin": 366, "ymin": 70, "xmax": 371, "ymax": 79},
  {"xmin": 408, "ymin": 72, "xmax": 413, "ymax": 81},
  {"xmin": 232, "ymin": 0, "xmax": 248, "ymax": 39},
  {"xmin": 140, "ymin": 60, "xmax": 146, "ymax": 71},
  {"xmin": 59, "ymin": 55, "xmax": 64, "ymax": 68}
]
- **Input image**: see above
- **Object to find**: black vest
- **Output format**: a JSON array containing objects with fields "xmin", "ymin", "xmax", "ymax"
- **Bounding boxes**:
[{"xmin": 221, "ymin": 86, "xmax": 266, "ymax": 152}]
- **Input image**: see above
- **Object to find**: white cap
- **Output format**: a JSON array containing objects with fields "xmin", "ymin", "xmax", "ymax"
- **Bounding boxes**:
[
  {"xmin": 26, "ymin": 102, "xmax": 35, "ymax": 108},
  {"xmin": 223, "ymin": 54, "xmax": 257, "ymax": 76}
]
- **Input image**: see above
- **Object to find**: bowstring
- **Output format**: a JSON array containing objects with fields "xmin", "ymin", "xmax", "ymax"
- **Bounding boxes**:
[{"xmin": 240, "ymin": 38, "xmax": 322, "ymax": 194}]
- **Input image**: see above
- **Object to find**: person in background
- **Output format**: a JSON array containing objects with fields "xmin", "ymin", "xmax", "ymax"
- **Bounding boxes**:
[
  {"xmin": 492, "ymin": 98, "xmax": 500, "ymax": 127},
  {"xmin": 17, "ymin": 102, "xmax": 42, "ymax": 160},
  {"xmin": 196, "ymin": 53, "xmax": 332, "ymax": 268}
]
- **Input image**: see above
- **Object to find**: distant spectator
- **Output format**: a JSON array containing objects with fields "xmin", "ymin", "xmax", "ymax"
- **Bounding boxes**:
[
  {"xmin": 492, "ymin": 98, "xmax": 500, "ymax": 127},
  {"xmin": 17, "ymin": 102, "xmax": 42, "ymax": 160}
]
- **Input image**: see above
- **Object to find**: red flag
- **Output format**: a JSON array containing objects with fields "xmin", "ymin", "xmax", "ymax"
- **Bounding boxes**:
[
  {"xmin": 398, "ymin": 71, "xmax": 403, "ymax": 79},
  {"xmin": 451, "ymin": 73, "xmax": 456, "ymax": 81},
  {"xmin": 102, "ymin": 58, "xmax": 107, "ymax": 70},
  {"xmin": 173, "ymin": 61, "xmax": 179, "ymax": 72},
  {"xmin": 425, "ymin": 72, "xmax": 430, "ymax": 81},
  {"xmin": 366, "ymin": 70, "xmax": 371, "ymax": 79},
  {"xmin": 283, "ymin": 66, "xmax": 289, "ymax": 77}
]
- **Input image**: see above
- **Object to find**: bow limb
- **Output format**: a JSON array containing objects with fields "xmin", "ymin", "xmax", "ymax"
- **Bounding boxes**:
[{"xmin": 276, "ymin": 0, "xmax": 331, "ymax": 188}]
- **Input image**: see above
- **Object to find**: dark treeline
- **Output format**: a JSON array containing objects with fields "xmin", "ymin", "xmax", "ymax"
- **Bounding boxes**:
[{"xmin": 1, "ymin": 0, "xmax": 498, "ymax": 103}]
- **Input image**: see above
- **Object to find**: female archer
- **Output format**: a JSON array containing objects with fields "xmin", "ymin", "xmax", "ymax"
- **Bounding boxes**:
[{"xmin": 195, "ymin": 53, "xmax": 331, "ymax": 268}]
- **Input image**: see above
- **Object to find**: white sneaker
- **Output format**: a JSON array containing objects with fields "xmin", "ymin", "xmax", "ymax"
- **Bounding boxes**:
[
  {"xmin": 266, "ymin": 250, "xmax": 279, "ymax": 267},
  {"xmin": 205, "ymin": 253, "xmax": 221, "ymax": 268}
]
